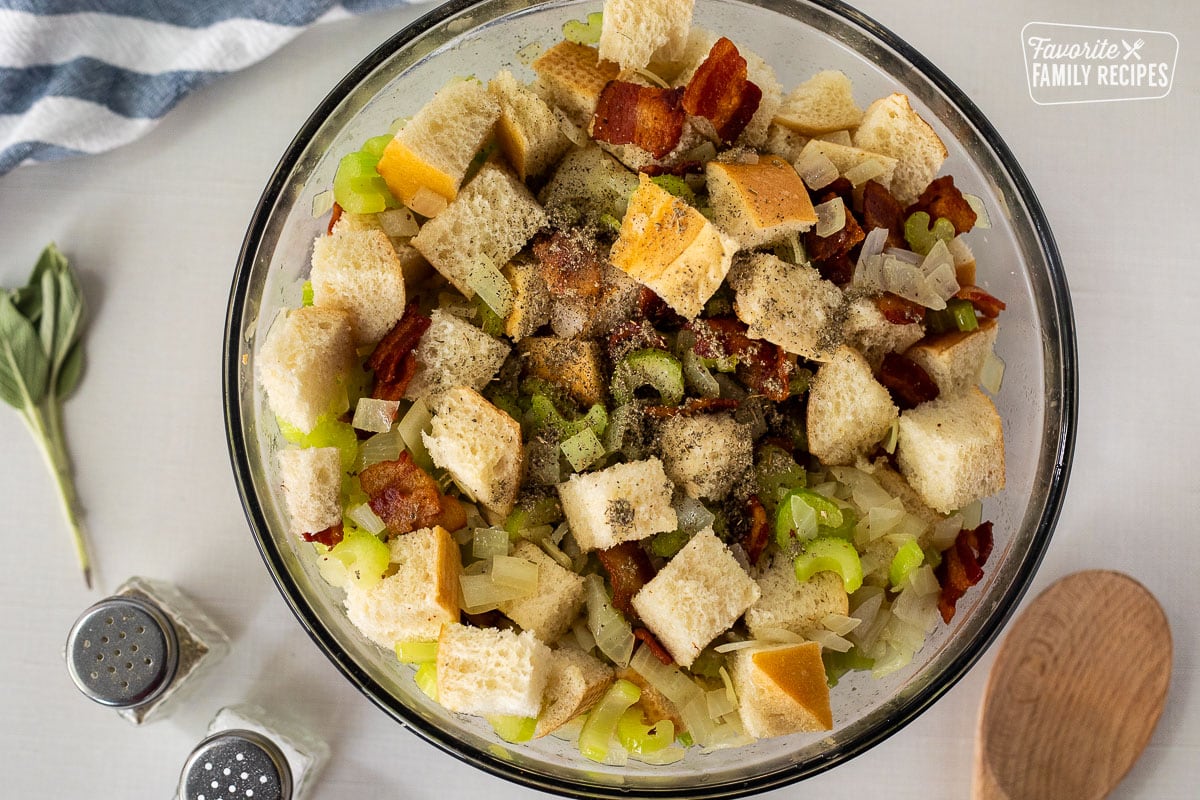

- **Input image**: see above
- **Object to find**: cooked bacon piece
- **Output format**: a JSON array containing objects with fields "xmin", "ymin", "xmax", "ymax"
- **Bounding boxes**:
[
  {"xmin": 936, "ymin": 521, "xmax": 994, "ymax": 623},
  {"xmin": 878, "ymin": 352, "xmax": 940, "ymax": 410},
  {"xmin": 743, "ymin": 495, "xmax": 770, "ymax": 566},
  {"xmin": 301, "ymin": 522, "xmax": 344, "ymax": 549},
  {"xmin": 681, "ymin": 37, "xmax": 762, "ymax": 144},
  {"xmin": 806, "ymin": 196, "xmax": 865, "ymax": 265},
  {"xmin": 326, "ymin": 202, "xmax": 343, "ymax": 236},
  {"xmin": 686, "ymin": 316, "xmax": 794, "ymax": 401},
  {"xmin": 637, "ymin": 287, "xmax": 686, "ymax": 330},
  {"xmin": 906, "ymin": 176, "xmax": 977, "ymax": 235},
  {"xmin": 597, "ymin": 541, "xmax": 658, "ymax": 616},
  {"xmin": 532, "ymin": 229, "xmax": 605, "ymax": 299},
  {"xmin": 360, "ymin": 452, "xmax": 467, "ymax": 536},
  {"xmin": 639, "ymin": 161, "xmax": 703, "ymax": 177},
  {"xmin": 861, "ymin": 180, "xmax": 907, "ymax": 249},
  {"xmin": 592, "ymin": 81, "xmax": 686, "ymax": 158},
  {"xmin": 644, "ymin": 397, "xmax": 740, "ymax": 419},
  {"xmin": 874, "ymin": 293, "xmax": 927, "ymax": 325},
  {"xmin": 607, "ymin": 318, "xmax": 670, "ymax": 364},
  {"xmin": 367, "ymin": 303, "xmax": 431, "ymax": 399},
  {"xmin": 815, "ymin": 252, "xmax": 855, "ymax": 286},
  {"xmin": 634, "ymin": 627, "xmax": 675, "ymax": 665},
  {"xmin": 955, "ymin": 285, "xmax": 1007, "ymax": 318},
  {"xmin": 462, "ymin": 609, "xmax": 505, "ymax": 629}
]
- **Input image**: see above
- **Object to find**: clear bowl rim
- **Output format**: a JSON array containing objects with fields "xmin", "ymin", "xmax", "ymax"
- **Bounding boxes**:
[{"xmin": 223, "ymin": 0, "xmax": 1078, "ymax": 796}]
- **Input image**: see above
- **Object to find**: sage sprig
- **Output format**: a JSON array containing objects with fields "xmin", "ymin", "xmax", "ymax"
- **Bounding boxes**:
[{"xmin": 1, "ymin": 244, "xmax": 91, "ymax": 587}]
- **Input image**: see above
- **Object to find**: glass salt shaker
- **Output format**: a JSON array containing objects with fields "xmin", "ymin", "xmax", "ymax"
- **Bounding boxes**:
[
  {"xmin": 176, "ymin": 704, "xmax": 329, "ymax": 800},
  {"xmin": 65, "ymin": 576, "xmax": 230, "ymax": 724}
]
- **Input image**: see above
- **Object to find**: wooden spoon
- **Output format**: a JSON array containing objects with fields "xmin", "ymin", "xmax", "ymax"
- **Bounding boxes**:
[{"xmin": 973, "ymin": 570, "xmax": 1172, "ymax": 799}]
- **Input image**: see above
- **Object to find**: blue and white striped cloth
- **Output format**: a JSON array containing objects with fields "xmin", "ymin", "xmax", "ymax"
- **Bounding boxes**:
[{"xmin": 0, "ymin": 1, "xmax": 419, "ymax": 176}]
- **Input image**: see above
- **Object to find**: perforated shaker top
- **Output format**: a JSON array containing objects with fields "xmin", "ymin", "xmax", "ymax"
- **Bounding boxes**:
[
  {"xmin": 65, "ymin": 595, "xmax": 178, "ymax": 708},
  {"xmin": 179, "ymin": 730, "xmax": 292, "ymax": 800}
]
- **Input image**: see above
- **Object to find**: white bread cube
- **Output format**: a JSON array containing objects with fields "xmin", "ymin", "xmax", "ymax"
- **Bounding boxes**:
[
  {"xmin": 795, "ymin": 139, "xmax": 898, "ymax": 190},
  {"xmin": 404, "ymin": 309, "xmax": 510, "ymax": 401},
  {"xmin": 531, "ymin": 41, "xmax": 620, "ymax": 126},
  {"xmin": 852, "ymin": 92, "xmax": 948, "ymax": 206},
  {"xmin": 489, "ymin": 70, "xmax": 571, "ymax": 181},
  {"xmin": 375, "ymin": 79, "xmax": 499, "ymax": 216},
  {"xmin": 730, "ymin": 641, "xmax": 833, "ymax": 737},
  {"xmin": 277, "ymin": 447, "xmax": 342, "ymax": 536},
  {"xmin": 706, "ymin": 156, "xmax": 817, "ymax": 249},
  {"xmin": 903, "ymin": 318, "xmax": 999, "ymax": 397},
  {"xmin": 774, "ymin": 70, "xmax": 863, "ymax": 135},
  {"xmin": 535, "ymin": 646, "xmax": 614, "ymax": 737},
  {"xmin": 599, "ymin": 0, "xmax": 694, "ymax": 71},
  {"xmin": 518, "ymin": 337, "xmax": 607, "ymax": 408},
  {"xmin": 499, "ymin": 540, "xmax": 586, "ymax": 644},
  {"xmin": 745, "ymin": 556, "xmax": 848, "ymax": 639},
  {"xmin": 658, "ymin": 412, "xmax": 752, "ymax": 501},
  {"xmin": 896, "ymin": 387, "xmax": 1005, "ymax": 514},
  {"xmin": 330, "ymin": 214, "xmax": 431, "ymax": 285},
  {"xmin": 343, "ymin": 526, "xmax": 461, "ymax": 646},
  {"xmin": 257, "ymin": 306, "xmax": 356, "ymax": 434},
  {"xmin": 411, "ymin": 163, "xmax": 547, "ymax": 299},
  {"xmin": 436, "ymin": 623, "xmax": 553, "ymax": 718},
  {"xmin": 423, "ymin": 387, "xmax": 524, "ymax": 522},
  {"xmin": 763, "ymin": 123, "xmax": 811, "ymax": 163},
  {"xmin": 502, "ymin": 259, "xmax": 551, "ymax": 341},
  {"xmin": 631, "ymin": 528, "xmax": 760, "ymax": 668},
  {"xmin": 842, "ymin": 294, "xmax": 926, "ymax": 369},
  {"xmin": 310, "ymin": 225, "xmax": 407, "ymax": 346},
  {"xmin": 730, "ymin": 253, "xmax": 846, "ymax": 362},
  {"xmin": 806, "ymin": 345, "xmax": 898, "ymax": 466},
  {"xmin": 610, "ymin": 174, "xmax": 738, "ymax": 319},
  {"xmin": 557, "ymin": 458, "xmax": 677, "ymax": 552}
]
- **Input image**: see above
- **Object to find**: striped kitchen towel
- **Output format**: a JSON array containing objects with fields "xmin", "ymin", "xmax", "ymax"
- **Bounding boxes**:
[{"xmin": 0, "ymin": 0, "xmax": 421, "ymax": 176}]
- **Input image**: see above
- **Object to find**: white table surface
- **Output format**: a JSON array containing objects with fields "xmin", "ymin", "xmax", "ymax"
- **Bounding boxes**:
[{"xmin": 1, "ymin": 1, "xmax": 1196, "ymax": 797}]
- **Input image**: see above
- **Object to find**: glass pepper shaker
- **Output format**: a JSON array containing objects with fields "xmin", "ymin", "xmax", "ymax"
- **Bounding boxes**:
[
  {"xmin": 176, "ymin": 703, "xmax": 329, "ymax": 800},
  {"xmin": 65, "ymin": 576, "xmax": 230, "ymax": 724}
]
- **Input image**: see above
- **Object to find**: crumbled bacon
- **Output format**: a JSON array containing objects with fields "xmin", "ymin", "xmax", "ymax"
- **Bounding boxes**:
[
  {"xmin": 639, "ymin": 161, "xmax": 703, "ymax": 177},
  {"xmin": 637, "ymin": 287, "xmax": 686, "ymax": 330},
  {"xmin": 367, "ymin": 303, "xmax": 431, "ymax": 400},
  {"xmin": 597, "ymin": 541, "xmax": 657, "ymax": 617},
  {"xmin": 806, "ymin": 193, "xmax": 866, "ymax": 265},
  {"xmin": 531, "ymin": 230, "xmax": 605, "ymax": 299},
  {"xmin": 681, "ymin": 37, "xmax": 762, "ymax": 144},
  {"xmin": 644, "ymin": 397, "xmax": 740, "ymax": 419},
  {"xmin": 607, "ymin": 318, "xmax": 670, "ymax": 364},
  {"xmin": 326, "ymin": 202, "xmax": 343, "ymax": 236},
  {"xmin": 861, "ymin": 180, "xmax": 907, "ymax": 249},
  {"xmin": 955, "ymin": 285, "xmax": 1007, "ymax": 318},
  {"xmin": 592, "ymin": 81, "xmax": 686, "ymax": 158},
  {"xmin": 906, "ymin": 176, "xmax": 977, "ymax": 235},
  {"xmin": 301, "ymin": 522, "xmax": 344, "ymax": 549},
  {"xmin": 634, "ymin": 627, "xmax": 674, "ymax": 665},
  {"xmin": 743, "ymin": 495, "xmax": 770, "ymax": 566},
  {"xmin": 936, "ymin": 521, "xmax": 994, "ymax": 623},
  {"xmin": 874, "ymin": 293, "xmax": 927, "ymax": 325},
  {"xmin": 360, "ymin": 452, "xmax": 467, "ymax": 536},
  {"xmin": 878, "ymin": 352, "xmax": 940, "ymax": 410},
  {"xmin": 686, "ymin": 317, "xmax": 793, "ymax": 401}
]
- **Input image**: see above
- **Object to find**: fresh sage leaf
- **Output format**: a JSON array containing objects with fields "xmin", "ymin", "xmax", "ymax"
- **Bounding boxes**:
[
  {"xmin": 56, "ymin": 340, "xmax": 85, "ymax": 399},
  {"xmin": 0, "ymin": 291, "xmax": 49, "ymax": 408}
]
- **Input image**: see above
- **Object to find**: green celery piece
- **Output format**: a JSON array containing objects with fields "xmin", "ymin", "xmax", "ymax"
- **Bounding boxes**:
[
  {"xmin": 394, "ymin": 640, "xmax": 438, "ymax": 664},
  {"xmin": 414, "ymin": 662, "xmax": 438, "ymax": 700},
  {"xmin": 579, "ymin": 679, "xmax": 641, "ymax": 763},
  {"xmin": 612, "ymin": 348, "xmax": 684, "ymax": 406},
  {"xmin": 616, "ymin": 708, "xmax": 674, "ymax": 755},
  {"xmin": 754, "ymin": 444, "xmax": 807, "ymax": 512},
  {"xmin": 904, "ymin": 211, "xmax": 956, "ymax": 256},
  {"xmin": 562, "ymin": 11, "xmax": 603, "ymax": 45},
  {"xmin": 361, "ymin": 134, "xmax": 394, "ymax": 158},
  {"xmin": 598, "ymin": 213, "xmax": 622, "ymax": 233},
  {"xmin": 476, "ymin": 295, "xmax": 505, "ymax": 336},
  {"xmin": 277, "ymin": 415, "xmax": 358, "ymax": 472},
  {"xmin": 823, "ymin": 506, "xmax": 859, "ymax": 540},
  {"xmin": 649, "ymin": 529, "xmax": 690, "ymax": 558},
  {"xmin": 301, "ymin": 280, "xmax": 314, "ymax": 307},
  {"xmin": 328, "ymin": 529, "xmax": 391, "ymax": 590},
  {"xmin": 487, "ymin": 714, "xmax": 537, "ymax": 743},
  {"xmin": 650, "ymin": 175, "xmax": 697, "ymax": 206},
  {"xmin": 794, "ymin": 536, "xmax": 864, "ymax": 593},
  {"xmin": 504, "ymin": 495, "xmax": 563, "ymax": 536},
  {"xmin": 889, "ymin": 539, "xmax": 925, "ymax": 588},
  {"xmin": 775, "ymin": 488, "xmax": 844, "ymax": 548},
  {"xmin": 822, "ymin": 647, "xmax": 874, "ymax": 688},
  {"xmin": 949, "ymin": 298, "xmax": 980, "ymax": 332}
]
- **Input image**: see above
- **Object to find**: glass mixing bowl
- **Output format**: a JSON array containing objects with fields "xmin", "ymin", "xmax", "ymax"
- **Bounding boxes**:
[{"xmin": 224, "ymin": 0, "xmax": 1077, "ymax": 796}]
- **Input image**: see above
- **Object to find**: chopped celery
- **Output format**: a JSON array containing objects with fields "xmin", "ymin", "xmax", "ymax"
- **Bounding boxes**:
[
  {"xmin": 612, "ymin": 349, "xmax": 684, "ymax": 406},
  {"xmin": 277, "ymin": 416, "xmax": 358, "ymax": 472},
  {"xmin": 789, "ymin": 367, "xmax": 813, "ymax": 396},
  {"xmin": 616, "ymin": 708, "xmax": 675, "ymax": 754},
  {"xmin": 755, "ymin": 445, "xmax": 807, "ymax": 511},
  {"xmin": 361, "ymin": 134, "xmax": 394, "ymax": 158},
  {"xmin": 927, "ymin": 298, "xmax": 980, "ymax": 334},
  {"xmin": 579, "ymin": 679, "xmax": 642, "ymax": 762},
  {"xmin": 823, "ymin": 506, "xmax": 859, "ymax": 540},
  {"xmin": 321, "ymin": 529, "xmax": 391, "ymax": 590},
  {"xmin": 301, "ymin": 280, "xmax": 314, "ymax": 307},
  {"xmin": 822, "ymin": 647, "xmax": 874, "ymax": 687},
  {"xmin": 487, "ymin": 714, "xmax": 537, "ymax": 743},
  {"xmin": 414, "ymin": 662, "xmax": 438, "ymax": 700},
  {"xmin": 467, "ymin": 256, "xmax": 514, "ymax": 319},
  {"xmin": 394, "ymin": 640, "xmax": 438, "ymax": 664},
  {"xmin": 563, "ymin": 11, "xmax": 603, "ymax": 45},
  {"xmin": 503, "ymin": 495, "xmax": 564, "ymax": 536},
  {"xmin": 561, "ymin": 427, "xmax": 606, "ymax": 471},
  {"xmin": 889, "ymin": 539, "xmax": 925, "ymax": 588},
  {"xmin": 677, "ymin": 732, "xmax": 695, "ymax": 748},
  {"xmin": 903, "ymin": 211, "xmax": 956, "ymax": 256},
  {"xmin": 794, "ymin": 536, "xmax": 864, "ymax": 593},
  {"xmin": 775, "ymin": 488, "xmax": 844, "ymax": 548},
  {"xmin": 598, "ymin": 213, "xmax": 623, "ymax": 233},
  {"xmin": 687, "ymin": 648, "xmax": 724, "ymax": 679},
  {"xmin": 650, "ymin": 174, "xmax": 697, "ymax": 206},
  {"xmin": 649, "ymin": 529, "xmax": 690, "ymax": 558},
  {"xmin": 476, "ymin": 295, "xmax": 505, "ymax": 337}
]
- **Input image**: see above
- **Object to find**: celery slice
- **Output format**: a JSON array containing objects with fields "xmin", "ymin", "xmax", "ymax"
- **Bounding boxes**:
[
  {"xmin": 612, "ymin": 349, "xmax": 685, "ymax": 406},
  {"xmin": 579, "ymin": 679, "xmax": 641, "ymax": 762},
  {"xmin": 394, "ymin": 640, "xmax": 438, "ymax": 664},
  {"xmin": 322, "ymin": 529, "xmax": 391, "ymax": 590},
  {"xmin": 562, "ymin": 11, "xmax": 603, "ymax": 45},
  {"xmin": 561, "ymin": 427, "xmax": 606, "ymax": 472},
  {"xmin": 794, "ymin": 536, "xmax": 864, "ymax": 593},
  {"xmin": 889, "ymin": 539, "xmax": 925, "ymax": 588},
  {"xmin": 301, "ymin": 280, "xmax": 314, "ymax": 307},
  {"xmin": 616, "ymin": 708, "xmax": 675, "ymax": 754},
  {"xmin": 414, "ymin": 662, "xmax": 438, "ymax": 700},
  {"xmin": 904, "ymin": 211, "xmax": 956, "ymax": 256},
  {"xmin": 487, "ymin": 714, "xmax": 537, "ymax": 743},
  {"xmin": 775, "ymin": 488, "xmax": 844, "ymax": 548}
]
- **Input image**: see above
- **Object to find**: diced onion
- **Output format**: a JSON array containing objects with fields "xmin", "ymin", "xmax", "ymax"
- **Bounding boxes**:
[
  {"xmin": 787, "ymin": 494, "xmax": 819, "ymax": 541},
  {"xmin": 905, "ymin": 564, "xmax": 942, "ymax": 598},
  {"xmin": 409, "ymin": 186, "xmax": 448, "ymax": 218},
  {"xmin": 356, "ymin": 427, "xmax": 404, "ymax": 471},
  {"xmin": 813, "ymin": 197, "xmax": 846, "ymax": 238},
  {"xmin": 682, "ymin": 141, "xmax": 718, "ymax": 163},
  {"xmin": 795, "ymin": 151, "xmax": 838, "ymax": 189},
  {"xmin": 630, "ymin": 645, "xmax": 705, "ymax": 709},
  {"xmin": 378, "ymin": 207, "xmax": 420, "ymax": 238},
  {"xmin": 884, "ymin": 247, "xmax": 923, "ymax": 265},
  {"xmin": 472, "ymin": 527, "xmax": 510, "ymax": 559},
  {"xmin": 397, "ymin": 397, "xmax": 433, "ymax": 469},
  {"xmin": 961, "ymin": 500, "xmax": 984, "ymax": 530},
  {"xmin": 925, "ymin": 261, "xmax": 960, "ymax": 302},
  {"xmin": 467, "ymin": 256, "xmax": 514, "ymax": 319},
  {"xmin": 674, "ymin": 495, "xmax": 715, "ymax": 535},
  {"xmin": 632, "ymin": 67, "xmax": 670, "ymax": 89},
  {"xmin": 842, "ymin": 158, "xmax": 886, "ymax": 187},
  {"xmin": 882, "ymin": 418, "xmax": 900, "ymax": 454},
  {"xmin": 931, "ymin": 513, "xmax": 965, "ymax": 550},
  {"xmin": 806, "ymin": 628, "xmax": 854, "ymax": 652},
  {"xmin": 460, "ymin": 573, "xmax": 529, "ymax": 612},
  {"xmin": 352, "ymin": 397, "xmax": 400, "ymax": 433},
  {"xmin": 311, "ymin": 189, "xmax": 335, "ymax": 218},
  {"xmin": 490, "ymin": 555, "xmax": 539, "ymax": 593},
  {"xmin": 964, "ymin": 194, "xmax": 991, "ymax": 228},
  {"xmin": 980, "ymin": 350, "xmax": 1006, "ymax": 394},
  {"xmin": 549, "ymin": 714, "xmax": 585, "ymax": 742},
  {"xmin": 706, "ymin": 687, "xmax": 736, "ymax": 718},
  {"xmin": 866, "ymin": 498, "xmax": 906, "ymax": 540},
  {"xmin": 713, "ymin": 639, "xmax": 762, "ymax": 654},
  {"xmin": 858, "ymin": 227, "xmax": 888, "ymax": 264},
  {"xmin": 585, "ymin": 574, "xmax": 635, "ymax": 667},
  {"xmin": 555, "ymin": 107, "xmax": 588, "ymax": 147},
  {"xmin": 537, "ymin": 537, "xmax": 576, "ymax": 570},
  {"xmin": 628, "ymin": 745, "xmax": 686, "ymax": 765},
  {"xmin": 821, "ymin": 613, "xmax": 863, "ymax": 636},
  {"xmin": 571, "ymin": 617, "xmax": 597, "ymax": 654},
  {"xmin": 347, "ymin": 503, "xmax": 387, "ymax": 535}
]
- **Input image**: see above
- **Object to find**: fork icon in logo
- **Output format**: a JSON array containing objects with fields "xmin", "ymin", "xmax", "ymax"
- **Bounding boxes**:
[{"xmin": 1122, "ymin": 38, "xmax": 1145, "ymax": 60}]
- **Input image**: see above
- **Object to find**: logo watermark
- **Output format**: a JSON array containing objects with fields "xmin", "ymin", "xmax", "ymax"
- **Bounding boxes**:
[{"xmin": 1022, "ymin": 22, "xmax": 1178, "ymax": 105}]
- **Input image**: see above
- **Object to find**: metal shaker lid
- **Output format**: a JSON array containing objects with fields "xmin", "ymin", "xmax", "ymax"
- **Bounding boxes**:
[
  {"xmin": 66, "ymin": 595, "xmax": 179, "ymax": 708},
  {"xmin": 178, "ymin": 729, "xmax": 292, "ymax": 800}
]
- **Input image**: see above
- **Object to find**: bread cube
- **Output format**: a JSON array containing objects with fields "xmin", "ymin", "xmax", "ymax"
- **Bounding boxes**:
[
  {"xmin": 404, "ymin": 309, "xmax": 510, "ymax": 401},
  {"xmin": 557, "ymin": 458, "xmax": 677, "ymax": 552},
  {"xmin": 706, "ymin": 156, "xmax": 817, "ymax": 249},
  {"xmin": 896, "ymin": 387, "xmax": 1005, "ymax": 514},
  {"xmin": 795, "ymin": 139, "xmax": 899, "ymax": 190},
  {"xmin": 411, "ymin": 163, "xmax": 547, "ymax": 299},
  {"xmin": 774, "ymin": 70, "xmax": 863, "ymax": 135},
  {"xmin": 518, "ymin": 337, "xmax": 607, "ymax": 407},
  {"xmin": 658, "ymin": 412, "xmax": 753, "ymax": 501},
  {"xmin": 806, "ymin": 345, "xmax": 898, "ymax": 466},
  {"xmin": 631, "ymin": 529, "xmax": 760, "ymax": 668},
  {"xmin": 535, "ymin": 647, "xmax": 614, "ymax": 737},
  {"xmin": 763, "ymin": 123, "xmax": 811, "ymax": 163},
  {"xmin": 842, "ymin": 294, "xmax": 925, "ymax": 369},
  {"xmin": 731, "ymin": 253, "xmax": 846, "ymax": 362},
  {"xmin": 309, "ymin": 226, "xmax": 407, "ymax": 346},
  {"xmin": 499, "ymin": 540, "xmax": 586, "ymax": 644},
  {"xmin": 277, "ymin": 447, "xmax": 342, "ymax": 536},
  {"xmin": 423, "ymin": 387, "xmax": 524, "ymax": 522},
  {"xmin": 375, "ymin": 79, "xmax": 500, "ymax": 215},
  {"xmin": 436, "ymin": 623, "xmax": 553, "ymax": 718},
  {"xmin": 599, "ymin": 0, "xmax": 694, "ymax": 71},
  {"xmin": 730, "ymin": 642, "xmax": 833, "ymax": 737},
  {"xmin": 343, "ymin": 526, "xmax": 461, "ymax": 646},
  {"xmin": 744, "ymin": 556, "xmax": 848, "ymax": 639},
  {"xmin": 502, "ymin": 259, "xmax": 551, "ymax": 341},
  {"xmin": 531, "ymin": 41, "xmax": 620, "ymax": 126},
  {"xmin": 610, "ymin": 174, "xmax": 738, "ymax": 319},
  {"xmin": 852, "ymin": 92, "xmax": 948, "ymax": 205},
  {"xmin": 489, "ymin": 70, "xmax": 571, "ymax": 181},
  {"xmin": 257, "ymin": 306, "xmax": 356, "ymax": 434},
  {"xmin": 903, "ymin": 318, "xmax": 999, "ymax": 397}
]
